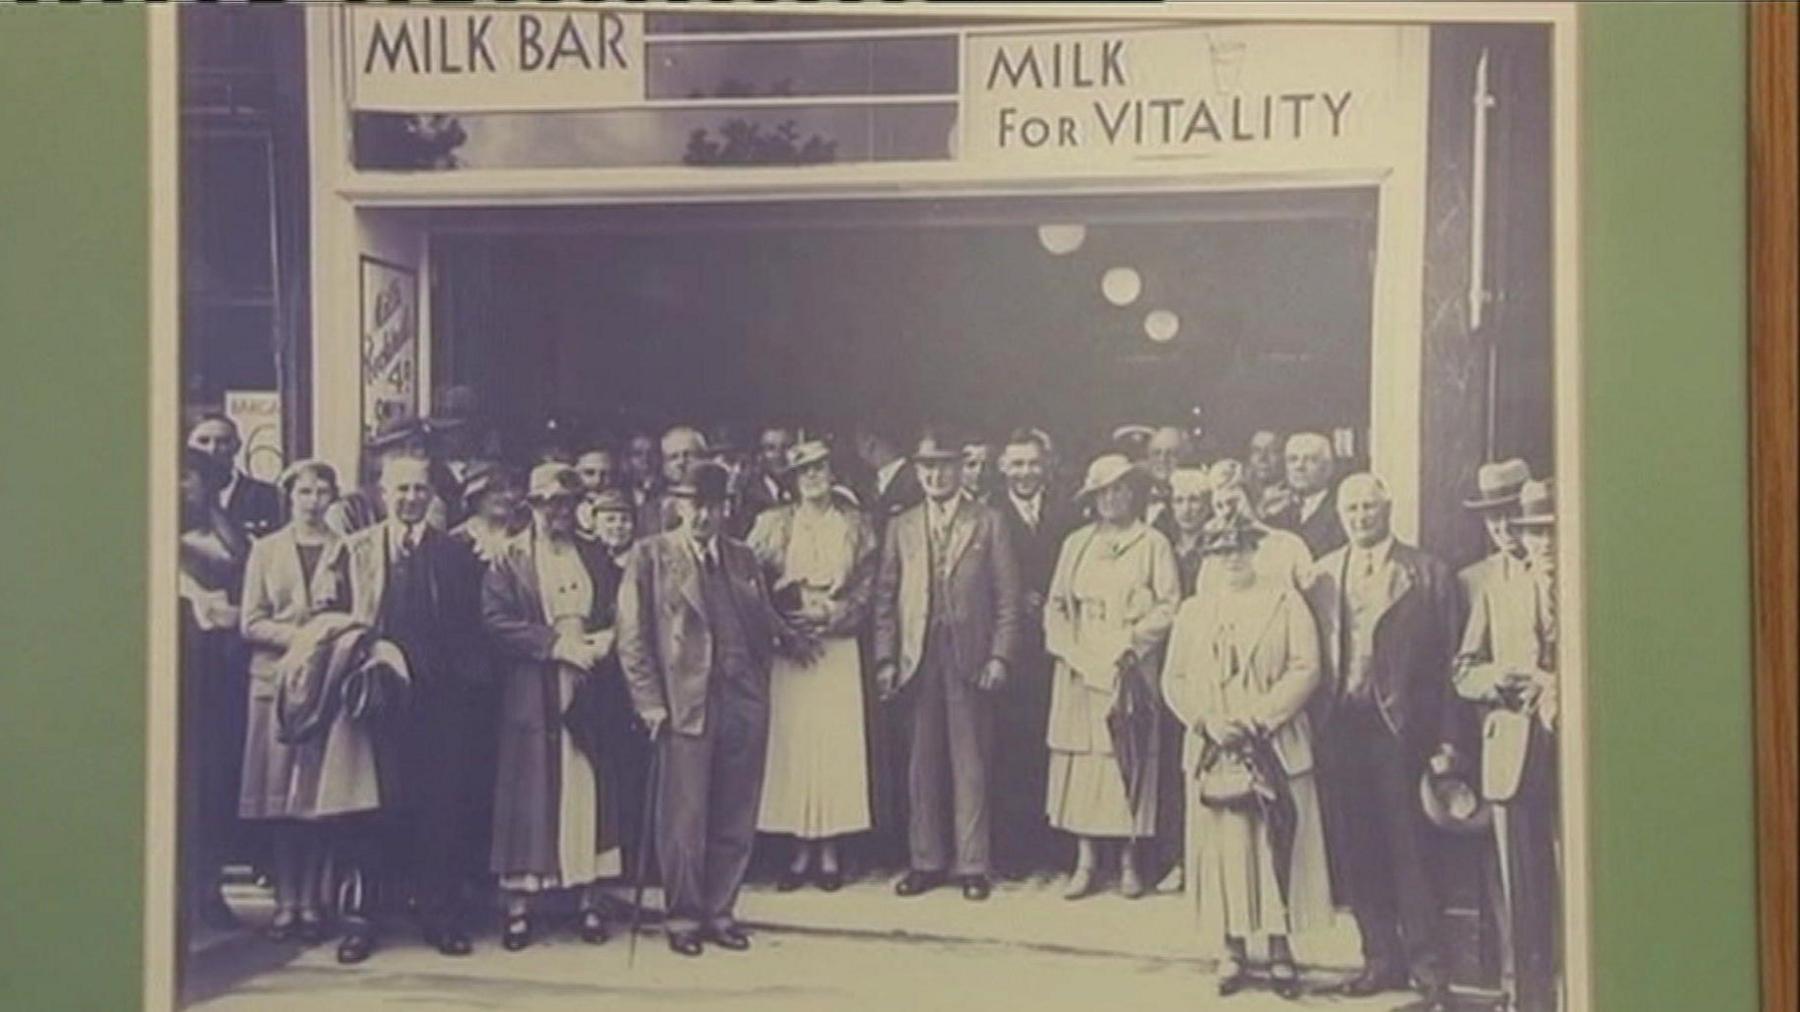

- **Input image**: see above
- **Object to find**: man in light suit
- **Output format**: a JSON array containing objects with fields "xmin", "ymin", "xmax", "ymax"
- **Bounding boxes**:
[
  {"xmin": 314, "ymin": 453, "xmax": 485, "ymax": 964},
  {"xmin": 617, "ymin": 461, "xmax": 817, "ymax": 957},
  {"xmin": 1305, "ymin": 473, "xmax": 1461, "ymax": 1011},
  {"xmin": 872, "ymin": 432, "xmax": 1024, "ymax": 901},
  {"xmin": 1271, "ymin": 432, "xmax": 1347, "ymax": 559},
  {"xmin": 1450, "ymin": 478, "xmax": 1561, "ymax": 1012}
]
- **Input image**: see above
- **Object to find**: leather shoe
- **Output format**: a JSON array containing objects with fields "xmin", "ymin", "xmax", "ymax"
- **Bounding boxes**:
[
  {"xmin": 1269, "ymin": 960, "xmax": 1304, "ymax": 1001},
  {"xmin": 335, "ymin": 932, "xmax": 374, "ymax": 965},
  {"xmin": 705, "ymin": 925, "xmax": 752, "ymax": 951},
  {"xmin": 776, "ymin": 868, "xmax": 808, "ymax": 893},
  {"xmin": 815, "ymin": 868, "xmax": 845, "ymax": 893},
  {"xmin": 667, "ymin": 929, "xmax": 705, "ymax": 957},
  {"xmin": 426, "ymin": 927, "xmax": 472, "ymax": 957},
  {"xmin": 1410, "ymin": 983, "xmax": 1456, "ymax": 1012},
  {"xmin": 894, "ymin": 870, "xmax": 944, "ymax": 897},
  {"xmin": 1341, "ymin": 966, "xmax": 1409, "ymax": 997},
  {"xmin": 960, "ymin": 875, "xmax": 992, "ymax": 901}
]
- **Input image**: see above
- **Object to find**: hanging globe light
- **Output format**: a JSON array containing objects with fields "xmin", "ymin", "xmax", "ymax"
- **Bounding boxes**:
[
  {"xmin": 1037, "ymin": 223, "xmax": 1087, "ymax": 255},
  {"xmin": 1101, "ymin": 266, "xmax": 1142, "ymax": 307},
  {"xmin": 1145, "ymin": 309, "xmax": 1180, "ymax": 343}
]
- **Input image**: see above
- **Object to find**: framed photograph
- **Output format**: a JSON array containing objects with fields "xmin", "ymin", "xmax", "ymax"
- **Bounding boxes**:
[{"xmin": 0, "ymin": 4, "xmax": 1788, "ymax": 1012}]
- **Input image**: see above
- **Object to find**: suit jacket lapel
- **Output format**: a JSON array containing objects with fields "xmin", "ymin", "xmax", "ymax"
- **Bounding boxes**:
[
  {"xmin": 670, "ymin": 537, "xmax": 706, "ymax": 617},
  {"xmin": 1369, "ymin": 546, "xmax": 1415, "ymax": 635},
  {"xmin": 943, "ymin": 500, "xmax": 979, "ymax": 577},
  {"xmin": 354, "ymin": 531, "xmax": 387, "ymax": 627}
]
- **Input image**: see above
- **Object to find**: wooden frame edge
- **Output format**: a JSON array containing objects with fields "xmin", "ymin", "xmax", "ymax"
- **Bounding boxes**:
[{"xmin": 1750, "ymin": 6, "xmax": 1798, "ymax": 1012}]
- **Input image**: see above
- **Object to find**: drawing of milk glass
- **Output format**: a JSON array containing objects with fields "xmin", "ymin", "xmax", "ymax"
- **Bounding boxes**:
[{"xmin": 1208, "ymin": 34, "xmax": 1248, "ymax": 93}]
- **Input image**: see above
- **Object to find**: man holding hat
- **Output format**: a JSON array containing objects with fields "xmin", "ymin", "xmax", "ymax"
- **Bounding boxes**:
[
  {"xmin": 1449, "ymin": 478, "xmax": 1562, "ymax": 1012},
  {"xmin": 617, "ymin": 460, "xmax": 820, "ymax": 956},
  {"xmin": 313, "ymin": 452, "xmax": 487, "ymax": 963},
  {"xmin": 871, "ymin": 430, "xmax": 1024, "ymax": 901}
]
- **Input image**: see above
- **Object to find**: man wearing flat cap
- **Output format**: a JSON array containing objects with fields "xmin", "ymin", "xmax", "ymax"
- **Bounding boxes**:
[
  {"xmin": 617, "ymin": 460, "xmax": 820, "ymax": 957},
  {"xmin": 314, "ymin": 452, "xmax": 487, "ymax": 963},
  {"xmin": 1449, "ymin": 478, "xmax": 1562, "ymax": 1012},
  {"xmin": 872, "ymin": 431, "xmax": 1024, "ymax": 901}
]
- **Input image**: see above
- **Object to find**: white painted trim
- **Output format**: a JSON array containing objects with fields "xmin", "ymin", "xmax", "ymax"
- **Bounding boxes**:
[{"xmin": 143, "ymin": 10, "xmax": 180, "ymax": 1012}]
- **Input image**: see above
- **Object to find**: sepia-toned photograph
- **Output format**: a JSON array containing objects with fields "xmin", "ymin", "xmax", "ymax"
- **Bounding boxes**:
[{"xmin": 151, "ymin": 5, "xmax": 1583, "ymax": 1010}]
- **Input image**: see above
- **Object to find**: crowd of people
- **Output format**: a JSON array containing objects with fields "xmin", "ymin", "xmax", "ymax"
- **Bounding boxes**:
[{"xmin": 177, "ymin": 409, "xmax": 1562, "ymax": 1011}]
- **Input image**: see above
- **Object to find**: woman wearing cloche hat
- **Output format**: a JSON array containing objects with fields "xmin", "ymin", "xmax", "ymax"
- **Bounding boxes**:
[
  {"xmin": 1042, "ymin": 454, "xmax": 1181, "ymax": 900},
  {"xmin": 1160, "ymin": 514, "xmax": 1332, "ymax": 1000}
]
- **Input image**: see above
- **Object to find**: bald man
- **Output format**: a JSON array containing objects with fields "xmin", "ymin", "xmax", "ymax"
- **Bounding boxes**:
[
  {"xmin": 1303, "ymin": 473, "xmax": 1461, "ymax": 1010},
  {"xmin": 1269, "ymin": 432, "xmax": 1346, "ymax": 558},
  {"xmin": 315, "ymin": 453, "xmax": 488, "ymax": 964},
  {"xmin": 639, "ymin": 426, "xmax": 711, "ymax": 535}
]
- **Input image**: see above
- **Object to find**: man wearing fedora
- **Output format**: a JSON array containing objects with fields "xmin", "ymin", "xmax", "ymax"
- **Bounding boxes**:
[
  {"xmin": 872, "ymin": 431, "xmax": 1024, "ymax": 901},
  {"xmin": 1304, "ymin": 472, "xmax": 1460, "ymax": 1010},
  {"xmin": 1450, "ymin": 478, "xmax": 1562, "ymax": 1012},
  {"xmin": 313, "ymin": 452, "xmax": 487, "ymax": 963},
  {"xmin": 617, "ymin": 460, "xmax": 819, "ymax": 956}
]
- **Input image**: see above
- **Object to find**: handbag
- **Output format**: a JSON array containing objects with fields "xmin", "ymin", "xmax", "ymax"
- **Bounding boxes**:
[{"xmin": 1197, "ymin": 745, "xmax": 1259, "ymax": 810}]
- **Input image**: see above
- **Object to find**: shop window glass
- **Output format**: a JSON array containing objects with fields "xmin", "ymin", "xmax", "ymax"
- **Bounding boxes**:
[
  {"xmin": 182, "ymin": 134, "xmax": 275, "ymax": 298},
  {"xmin": 646, "ymin": 37, "xmax": 956, "ymax": 99},
  {"xmin": 352, "ymin": 103, "xmax": 956, "ymax": 171}
]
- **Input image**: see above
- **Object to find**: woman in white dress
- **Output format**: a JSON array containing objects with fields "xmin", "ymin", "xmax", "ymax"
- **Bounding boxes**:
[
  {"xmin": 748, "ymin": 440, "xmax": 877, "ymax": 892},
  {"xmin": 482, "ymin": 464, "xmax": 624, "ymax": 950},
  {"xmin": 1161, "ymin": 517, "xmax": 1332, "ymax": 1000},
  {"xmin": 1044, "ymin": 454, "xmax": 1181, "ymax": 899}
]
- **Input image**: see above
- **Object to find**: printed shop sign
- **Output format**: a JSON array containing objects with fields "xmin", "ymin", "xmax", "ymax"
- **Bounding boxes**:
[
  {"xmin": 962, "ymin": 24, "xmax": 1420, "ymax": 172},
  {"xmin": 348, "ymin": 8, "xmax": 644, "ymax": 113},
  {"xmin": 360, "ymin": 257, "xmax": 418, "ymax": 444}
]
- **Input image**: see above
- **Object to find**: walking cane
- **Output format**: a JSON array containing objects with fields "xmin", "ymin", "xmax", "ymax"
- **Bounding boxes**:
[{"xmin": 627, "ymin": 728, "xmax": 662, "ymax": 968}]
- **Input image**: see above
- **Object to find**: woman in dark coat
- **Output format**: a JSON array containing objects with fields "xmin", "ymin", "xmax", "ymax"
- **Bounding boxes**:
[{"xmin": 481, "ymin": 464, "xmax": 627, "ymax": 951}]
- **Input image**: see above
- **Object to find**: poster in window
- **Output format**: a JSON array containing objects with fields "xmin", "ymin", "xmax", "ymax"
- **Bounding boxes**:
[{"xmin": 359, "ymin": 256, "xmax": 418, "ymax": 445}]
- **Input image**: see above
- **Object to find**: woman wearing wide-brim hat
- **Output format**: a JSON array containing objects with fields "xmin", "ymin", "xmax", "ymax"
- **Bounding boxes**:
[
  {"xmin": 1042, "ymin": 454, "xmax": 1181, "ymax": 899},
  {"xmin": 1160, "ymin": 516, "xmax": 1332, "ymax": 1000},
  {"xmin": 747, "ymin": 440, "xmax": 878, "ymax": 891}
]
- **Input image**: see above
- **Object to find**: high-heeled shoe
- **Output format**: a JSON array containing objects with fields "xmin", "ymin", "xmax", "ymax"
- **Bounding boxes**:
[
  {"xmin": 264, "ymin": 910, "xmax": 298, "ymax": 943},
  {"xmin": 578, "ymin": 909, "xmax": 609, "ymax": 945},
  {"xmin": 501, "ymin": 914, "xmax": 533, "ymax": 953},
  {"xmin": 296, "ymin": 911, "xmax": 327, "ymax": 945},
  {"xmin": 1062, "ymin": 867, "xmax": 1100, "ymax": 900},
  {"xmin": 1269, "ymin": 959, "xmax": 1304, "ymax": 1000},
  {"xmin": 1216, "ymin": 958, "xmax": 1251, "ymax": 997}
]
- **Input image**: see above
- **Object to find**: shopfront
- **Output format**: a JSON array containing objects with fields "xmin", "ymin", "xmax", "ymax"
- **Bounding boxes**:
[{"xmin": 300, "ymin": 7, "xmax": 1553, "ymax": 555}]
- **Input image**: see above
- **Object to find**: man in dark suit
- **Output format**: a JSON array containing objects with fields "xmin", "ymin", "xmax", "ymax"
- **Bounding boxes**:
[
  {"xmin": 853, "ymin": 423, "xmax": 924, "ymax": 533},
  {"xmin": 188, "ymin": 413, "xmax": 282, "ymax": 542},
  {"xmin": 990, "ymin": 428, "xmax": 1076, "ymax": 878},
  {"xmin": 314, "ymin": 453, "xmax": 486, "ymax": 963},
  {"xmin": 1271, "ymin": 431, "xmax": 1347, "ymax": 558},
  {"xmin": 1305, "ymin": 473, "xmax": 1461, "ymax": 1011},
  {"xmin": 617, "ymin": 461, "xmax": 817, "ymax": 957},
  {"xmin": 742, "ymin": 424, "xmax": 797, "ymax": 522},
  {"xmin": 872, "ymin": 432, "xmax": 1024, "ymax": 901}
]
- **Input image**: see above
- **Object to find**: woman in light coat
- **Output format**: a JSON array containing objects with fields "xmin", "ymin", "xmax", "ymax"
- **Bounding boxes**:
[
  {"xmin": 748, "ymin": 440, "xmax": 878, "ymax": 891},
  {"xmin": 1161, "ymin": 518, "xmax": 1332, "ymax": 1000},
  {"xmin": 236, "ymin": 460, "xmax": 340, "ymax": 943},
  {"xmin": 1043, "ymin": 454, "xmax": 1181, "ymax": 899}
]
